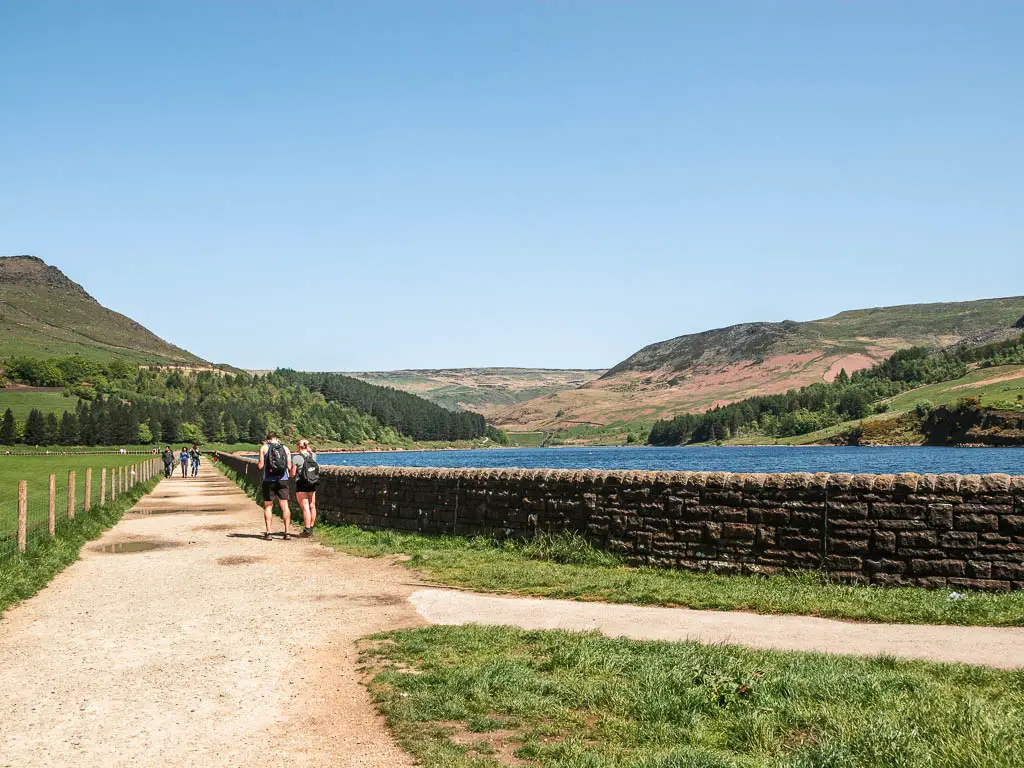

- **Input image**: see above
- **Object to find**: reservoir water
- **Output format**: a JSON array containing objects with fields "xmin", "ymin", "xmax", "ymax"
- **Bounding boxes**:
[{"xmin": 318, "ymin": 446, "xmax": 1024, "ymax": 476}]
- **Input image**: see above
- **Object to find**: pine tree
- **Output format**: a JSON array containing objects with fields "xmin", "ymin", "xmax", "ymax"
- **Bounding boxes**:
[
  {"xmin": 23, "ymin": 408, "xmax": 47, "ymax": 445},
  {"xmin": 44, "ymin": 412, "xmax": 60, "ymax": 444},
  {"xmin": 59, "ymin": 412, "xmax": 79, "ymax": 445},
  {"xmin": 0, "ymin": 408, "xmax": 15, "ymax": 445}
]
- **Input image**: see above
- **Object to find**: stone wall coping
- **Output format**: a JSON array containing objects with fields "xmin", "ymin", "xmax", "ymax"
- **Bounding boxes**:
[{"xmin": 214, "ymin": 454, "xmax": 1023, "ymax": 491}]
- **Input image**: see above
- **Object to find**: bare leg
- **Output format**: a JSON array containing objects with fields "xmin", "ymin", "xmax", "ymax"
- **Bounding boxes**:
[
  {"xmin": 297, "ymin": 492, "xmax": 312, "ymax": 529},
  {"xmin": 279, "ymin": 498, "xmax": 291, "ymax": 535},
  {"xmin": 263, "ymin": 501, "xmax": 274, "ymax": 533},
  {"xmin": 309, "ymin": 490, "xmax": 317, "ymax": 527}
]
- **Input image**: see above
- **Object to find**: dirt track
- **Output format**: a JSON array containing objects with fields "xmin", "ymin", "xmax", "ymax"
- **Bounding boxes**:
[{"xmin": 0, "ymin": 464, "xmax": 421, "ymax": 768}]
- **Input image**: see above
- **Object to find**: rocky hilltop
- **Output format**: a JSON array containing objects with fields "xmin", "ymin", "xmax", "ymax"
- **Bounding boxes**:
[{"xmin": 0, "ymin": 255, "xmax": 207, "ymax": 365}]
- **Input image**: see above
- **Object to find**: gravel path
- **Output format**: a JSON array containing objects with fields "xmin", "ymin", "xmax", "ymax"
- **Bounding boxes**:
[
  {"xmin": 0, "ymin": 464, "xmax": 422, "ymax": 768},
  {"xmin": 411, "ymin": 588, "xmax": 1024, "ymax": 668}
]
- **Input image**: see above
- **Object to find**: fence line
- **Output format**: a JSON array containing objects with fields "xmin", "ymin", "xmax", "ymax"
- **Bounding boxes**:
[{"xmin": 1, "ymin": 456, "xmax": 161, "ymax": 562}]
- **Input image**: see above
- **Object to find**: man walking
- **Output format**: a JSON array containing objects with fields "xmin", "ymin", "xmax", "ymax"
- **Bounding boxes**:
[
  {"xmin": 257, "ymin": 432, "xmax": 292, "ymax": 540},
  {"xmin": 190, "ymin": 444, "xmax": 201, "ymax": 477},
  {"xmin": 162, "ymin": 446, "xmax": 174, "ymax": 478}
]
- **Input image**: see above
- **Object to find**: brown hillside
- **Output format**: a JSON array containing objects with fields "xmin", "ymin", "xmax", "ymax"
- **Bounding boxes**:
[{"xmin": 492, "ymin": 296, "xmax": 1024, "ymax": 436}]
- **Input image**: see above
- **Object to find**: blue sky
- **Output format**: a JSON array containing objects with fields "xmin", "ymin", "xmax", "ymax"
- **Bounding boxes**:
[{"xmin": 2, "ymin": 2, "xmax": 1022, "ymax": 371}]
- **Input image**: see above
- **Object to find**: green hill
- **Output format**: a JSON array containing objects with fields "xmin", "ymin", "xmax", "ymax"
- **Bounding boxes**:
[{"xmin": 0, "ymin": 255, "xmax": 207, "ymax": 365}]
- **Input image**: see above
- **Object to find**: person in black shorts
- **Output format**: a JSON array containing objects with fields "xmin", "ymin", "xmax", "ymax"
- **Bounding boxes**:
[
  {"xmin": 257, "ymin": 432, "xmax": 292, "ymax": 540},
  {"xmin": 289, "ymin": 439, "xmax": 319, "ymax": 538}
]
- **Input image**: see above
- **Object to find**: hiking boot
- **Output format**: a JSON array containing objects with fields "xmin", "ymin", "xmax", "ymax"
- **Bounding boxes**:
[
  {"xmin": 282, "ymin": 532, "xmax": 291, "ymax": 541},
  {"xmin": 263, "ymin": 531, "xmax": 272, "ymax": 541},
  {"xmin": 299, "ymin": 527, "xmax": 312, "ymax": 538}
]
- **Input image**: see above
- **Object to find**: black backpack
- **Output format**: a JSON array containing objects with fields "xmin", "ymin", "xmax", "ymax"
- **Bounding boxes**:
[
  {"xmin": 299, "ymin": 453, "xmax": 320, "ymax": 486},
  {"xmin": 265, "ymin": 442, "xmax": 288, "ymax": 474}
]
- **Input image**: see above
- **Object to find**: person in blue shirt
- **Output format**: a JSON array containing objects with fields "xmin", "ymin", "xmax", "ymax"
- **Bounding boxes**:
[
  {"xmin": 179, "ymin": 446, "xmax": 189, "ymax": 478},
  {"xmin": 257, "ymin": 432, "xmax": 292, "ymax": 540}
]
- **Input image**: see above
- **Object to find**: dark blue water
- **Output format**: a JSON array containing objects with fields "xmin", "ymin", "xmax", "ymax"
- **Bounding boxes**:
[{"xmin": 318, "ymin": 446, "xmax": 1023, "ymax": 475}]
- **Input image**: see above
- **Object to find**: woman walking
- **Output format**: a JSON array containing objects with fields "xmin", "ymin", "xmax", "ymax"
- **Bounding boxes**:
[
  {"xmin": 289, "ymin": 439, "xmax": 319, "ymax": 537},
  {"xmin": 179, "ymin": 446, "xmax": 189, "ymax": 478},
  {"xmin": 190, "ymin": 444, "xmax": 201, "ymax": 477}
]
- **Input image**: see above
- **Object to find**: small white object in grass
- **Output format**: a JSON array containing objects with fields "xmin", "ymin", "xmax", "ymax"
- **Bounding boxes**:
[{"xmin": 948, "ymin": 592, "xmax": 964, "ymax": 600}]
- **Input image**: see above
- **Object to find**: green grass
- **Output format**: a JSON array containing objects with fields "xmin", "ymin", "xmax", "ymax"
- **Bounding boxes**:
[
  {"xmin": 508, "ymin": 432, "xmax": 547, "ymax": 447},
  {"xmin": 0, "ymin": 453, "xmax": 149, "ymax": 549},
  {"xmin": 314, "ymin": 525, "xmax": 1024, "ymax": 627},
  {"xmin": 363, "ymin": 624, "xmax": 1024, "ymax": 768},
  {"xmin": 0, "ymin": 389, "xmax": 79, "ymax": 420},
  {"xmin": 0, "ymin": 474, "xmax": 159, "ymax": 615}
]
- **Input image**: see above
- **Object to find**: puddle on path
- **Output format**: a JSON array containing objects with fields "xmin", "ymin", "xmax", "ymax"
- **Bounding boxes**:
[
  {"xmin": 217, "ymin": 555, "xmax": 265, "ymax": 566},
  {"xmin": 96, "ymin": 539, "xmax": 177, "ymax": 554},
  {"xmin": 311, "ymin": 593, "xmax": 405, "ymax": 606},
  {"xmin": 127, "ymin": 507, "xmax": 229, "ymax": 517}
]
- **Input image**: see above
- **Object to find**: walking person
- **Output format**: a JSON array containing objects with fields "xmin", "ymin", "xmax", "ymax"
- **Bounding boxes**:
[
  {"xmin": 289, "ymin": 439, "xmax": 319, "ymax": 537},
  {"xmin": 162, "ymin": 445, "xmax": 174, "ymax": 478},
  {"xmin": 257, "ymin": 432, "xmax": 292, "ymax": 540},
  {"xmin": 179, "ymin": 446, "xmax": 189, "ymax": 478},
  {"xmin": 190, "ymin": 444, "xmax": 201, "ymax": 477}
]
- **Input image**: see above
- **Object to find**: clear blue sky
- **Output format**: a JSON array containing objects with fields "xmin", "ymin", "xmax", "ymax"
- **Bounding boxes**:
[{"xmin": 3, "ymin": 2, "xmax": 1022, "ymax": 371}]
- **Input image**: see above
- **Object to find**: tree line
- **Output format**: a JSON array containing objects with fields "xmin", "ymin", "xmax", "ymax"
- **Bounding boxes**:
[
  {"xmin": 0, "ymin": 357, "xmax": 504, "ymax": 447},
  {"xmin": 275, "ymin": 369, "xmax": 506, "ymax": 443},
  {"xmin": 648, "ymin": 335, "xmax": 1024, "ymax": 445}
]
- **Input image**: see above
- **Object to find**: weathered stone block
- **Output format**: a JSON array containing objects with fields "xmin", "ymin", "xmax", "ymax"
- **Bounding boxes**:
[
  {"xmin": 910, "ymin": 558, "xmax": 966, "ymax": 577},
  {"xmin": 954, "ymin": 513, "xmax": 999, "ymax": 532}
]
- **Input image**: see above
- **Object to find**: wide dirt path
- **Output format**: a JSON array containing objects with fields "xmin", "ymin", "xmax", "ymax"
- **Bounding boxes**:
[
  {"xmin": 411, "ymin": 588, "xmax": 1024, "ymax": 669},
  {"xmin": 0, "ymin": 463, "xmax": 422, "ymax": 768}
]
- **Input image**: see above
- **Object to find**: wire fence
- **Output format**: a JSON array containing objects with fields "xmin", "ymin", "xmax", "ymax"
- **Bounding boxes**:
[{"xmin": 0, "ymin": 456, "xmax": 162, "ymax": 564}]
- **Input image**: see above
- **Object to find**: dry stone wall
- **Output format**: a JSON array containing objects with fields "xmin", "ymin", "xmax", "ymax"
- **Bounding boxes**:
[{"xmin": 216, "ymin": 453, "xmax": 1024, "ymax": 591}]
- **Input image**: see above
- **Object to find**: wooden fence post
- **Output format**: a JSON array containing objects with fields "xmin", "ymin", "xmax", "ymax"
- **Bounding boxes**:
[
  {"xmin": 68, "ymin": 470, "xmax": 76, "ymax": 520},
  {"xmin": 18, "ymin": 481, "xmax": 27, "ymax": 553},
  {"xmin": 85, "ymin": 468, "xmax": 93, "ymax": 512},
  {"xmin": 101, "ymin": 467, "xmax": 107, "ymax": 505},
  {"xmin": 49, "ymin": 474, "xmax": 56, "ymax": 536},
  {"xmin": 111, "ymin": 467, "xmax": 117, "ymax": 502}
]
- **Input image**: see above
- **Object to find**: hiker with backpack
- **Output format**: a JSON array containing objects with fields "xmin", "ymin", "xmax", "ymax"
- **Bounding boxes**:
[
  {"xmin": 257, "ymin": 432, "xmax": 292, "ymax": 540},
  {"xmin": 189, "ymin": 444, "xmax": 201, "ymax": 477},
  {"xmin": 289, "ymin": 439, "xmax": 319, "ymax": 538}
]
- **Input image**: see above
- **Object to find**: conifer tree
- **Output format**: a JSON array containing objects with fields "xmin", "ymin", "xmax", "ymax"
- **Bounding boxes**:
[
  {"xmin": 44, "ymin": 412, "xmax": 60, "ymax": 444},
  {"xmin": 0, "ymin": 408, "xmax": 15, "ymax": 445},
  {"xmin": 23, "ymin": 408, "xmax": 46, "ymax": 445},
  {"xmin": 59, "ymin": 412, "xmax": 79, "ymax": 445}
]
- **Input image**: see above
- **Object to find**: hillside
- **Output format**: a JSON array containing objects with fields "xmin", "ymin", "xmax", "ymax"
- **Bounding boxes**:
[
  {"xmin": 0, "ymin": 255, "xmax": 206, "ymax": 365},
  {"xmin": 346, "ymin": 368, "xmax": 604, "ymax": 414},
  {"xmin": 491, "ymin": 296, "xmax": 1024, "ymax": 440}
]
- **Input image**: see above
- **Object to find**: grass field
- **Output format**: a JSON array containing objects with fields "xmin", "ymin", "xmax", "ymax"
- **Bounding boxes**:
[
  {"xmin": 0, "ymin": 389, "xmax": 79, "ymax": 420},
  {"xmin": 364, "ymin": 624, "xmax": 1024, "ymax": 768},
  {"xmin": 314, "ymin": 525, "xmax": 1024, "ymax": 627},
  {"xmin": 0, "ymin": 453, "xmax": 151, "ymax": 559},
  {"xmin": 0, "ymin": 475, "xmax": 159, "ymax": 614},
  {"xmin": 507, "ymin": 431, "xmax": 546, "ymax": 447}
]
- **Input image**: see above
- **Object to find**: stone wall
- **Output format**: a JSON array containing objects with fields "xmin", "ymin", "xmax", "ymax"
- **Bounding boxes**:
[{"xmin": 215, "ymin": 453, "xmax": 1024, "ymax": 591}]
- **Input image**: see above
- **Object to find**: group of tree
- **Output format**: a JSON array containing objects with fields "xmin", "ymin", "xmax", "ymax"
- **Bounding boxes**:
[
  {"xmin": 648, "ymin": 334, "xmax": 1024, "ymax": 446},
  {"xmin": 275, "ymin": 369, "xmax": 505, "ymax": 443},
  {"xmin": 0, "ymin": 357, "xmax": 505, "ymax": 447}
]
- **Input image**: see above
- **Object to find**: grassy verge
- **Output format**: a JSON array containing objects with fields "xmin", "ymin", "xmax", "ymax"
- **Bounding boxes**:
[
  {"xmin": 0, "ymin": 475, "xmax": 159, "ymax": 615},
  {"xmin": 319, "ymin": 525, "xmax": 1024, "ymax": 627},
  {"xmin": 363, "ymin": 625, "xmax": 1024, "ymax": 768},
  {"xmin": 216, "ymin": 464, "xmax": 1024, "ymax": 627}
]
